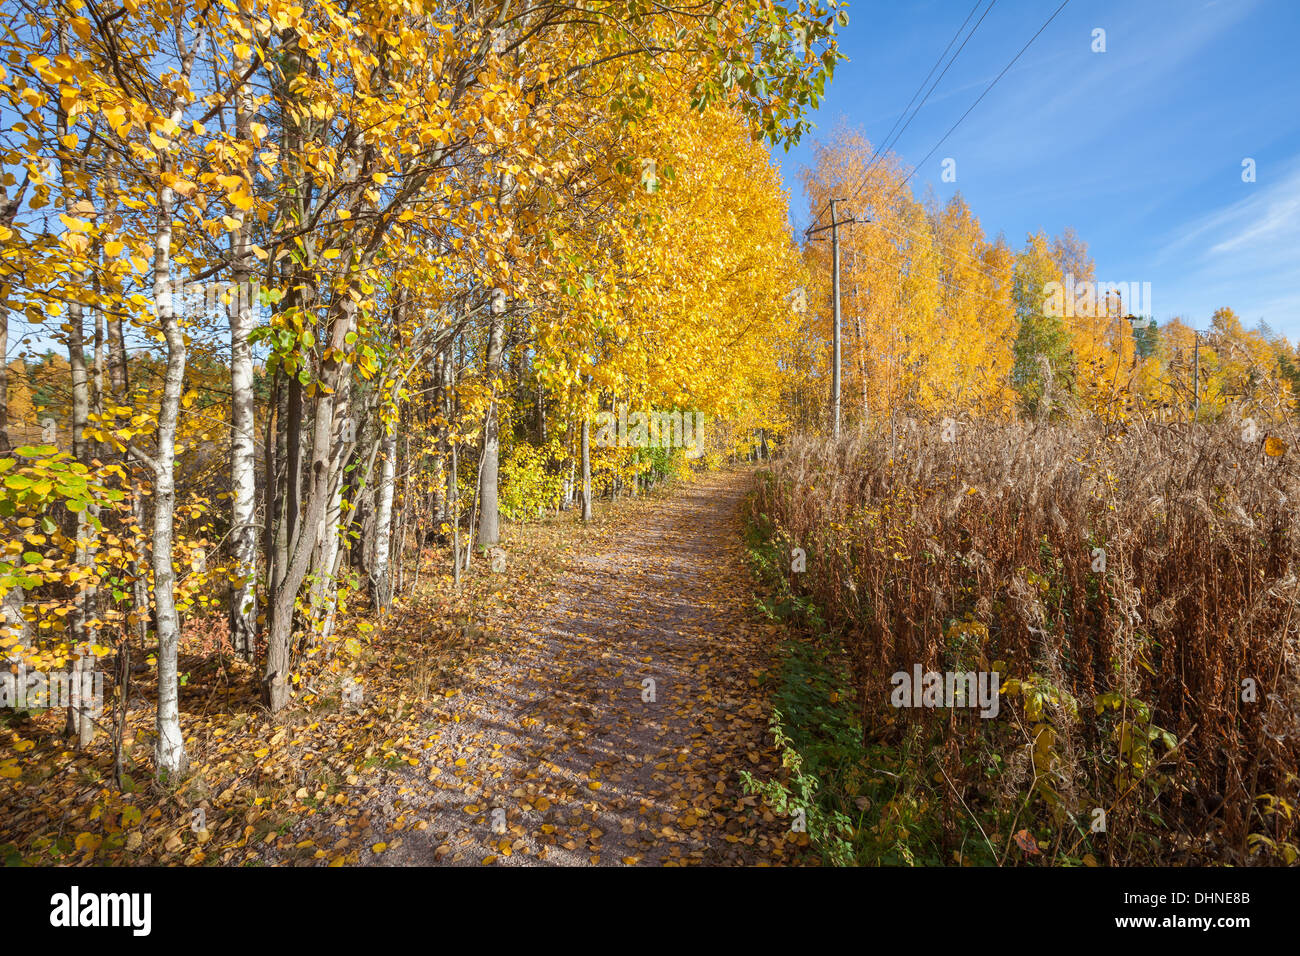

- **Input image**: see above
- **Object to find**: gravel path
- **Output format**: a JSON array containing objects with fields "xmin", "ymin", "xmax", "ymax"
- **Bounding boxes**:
[{"xmin": 370, "ymin": 469, "xmax": 795, "ymax": 866}]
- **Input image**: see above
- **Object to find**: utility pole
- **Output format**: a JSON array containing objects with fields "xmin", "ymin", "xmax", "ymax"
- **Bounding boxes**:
[
  {"xmin": 806, "ymin": 200, "xmax": 857, "ymax": 440},
  {"xmin": 830, "ymin": 198, "xmax": 842, "ymax": 439}
]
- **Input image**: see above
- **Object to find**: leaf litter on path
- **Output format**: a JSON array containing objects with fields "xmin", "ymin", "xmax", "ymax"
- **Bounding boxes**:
[{"xmin": 350, "ymin": 470, "xmax": 801, "ymax": 866}]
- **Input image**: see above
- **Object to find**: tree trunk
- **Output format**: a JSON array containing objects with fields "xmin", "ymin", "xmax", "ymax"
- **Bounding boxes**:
[
  {"xmin": 371, "ymin": 417, "xmax": 397, "ymax": 611},
  {"xmin": 0, "ymin": 260, "xmax": 22, "ymax": 651},
  {"xmin": 151, "ymin": 178, "xmax": 189, "ymax": 777},
  {"xmin": 581, "ymin": 415, "xmax": 592, "ymax": 521},
  {"xmin": 264, "ymin": 369, "xmax": 284, "ymax": 591},
  {"xmin": 227, "ymin": 40, "xmax": 258, "ymax": 662},
  {"xmin": 0, "ymin": 165, "xmax": 26, "ymax": 453},
  {"xmin": 106, "ymin": 290, "xmax": 151, "ymax": 650},
  {"xmin": 227, "ymin": 261, "xmax": 258, "ymax": 661},
  {"xmin": 65, "ymin": 294, "xmax": 97, "ymax": 748},
  {"xmin": 562, "ymin": 422, "xmax": 576, "ymax": 509},
  {"xmin": 0, "ymin": 306, "xmax": 9, "ymax": 454},
  {"xmin": 1, "ymin": 584, "xmax": 30, "ymax": 648},
  {"xmin": 535, "ymin": 379, "xmax": 546, "ymax": 443},
  {"xmin": 445, "ymin": 345, "xmax": 461, "ymax": 589},
  {"xmin": 264, "ymin": 294, "xmax": 357, "ymax": 712},
  {"xmin": 311, "ymin": 472, "xmax": 344, "ymax": 645},
  {"xmin": 476, "ymin": 300, "xmax": 506, "ymax": 548},
  {"xmin": 129, "ymin": 479, "xmax": 149, "ymax": 648},
  {"xmin": 450, "ymin": 433, "xmax": 460, "ymax": 590},
  {"xmin": 59, "ymin": 54, "xmax": 97, "ymax": 746},
  {"xmin": 476, "ymin": 164, "xmax": 515, "ymax": 547}
]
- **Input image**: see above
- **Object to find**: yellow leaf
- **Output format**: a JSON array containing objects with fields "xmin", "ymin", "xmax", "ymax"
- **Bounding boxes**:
[{"xmin": 58, "ymin": 213, "xmax": 91, "ymax": 234}]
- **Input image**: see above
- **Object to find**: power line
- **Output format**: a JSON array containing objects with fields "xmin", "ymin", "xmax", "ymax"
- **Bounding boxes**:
[
  {"xmin": 889, "ymin": 0, "xmax": 1072, "ymax": 202},
  {"xmin": 807, "ymin": 0, "xmax": 1073, "ymax": 306},
  {"xmin": 807, "ymin": 0, "xmax": 989, "ymax": 236},
  {"xmin": 852, "ymin": 0, "xmax": 997, "ymax": 199},
  {"xmin": 804, "ymin": 197, "xmax": 832, "ymax": 237}
]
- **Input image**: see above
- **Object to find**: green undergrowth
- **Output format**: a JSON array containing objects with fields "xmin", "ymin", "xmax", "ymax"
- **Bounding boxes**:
[{"xmin": 740, "ymin": 498, "xmax": 984, "ymax": 867}]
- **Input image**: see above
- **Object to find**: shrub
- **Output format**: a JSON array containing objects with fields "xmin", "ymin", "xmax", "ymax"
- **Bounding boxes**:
[{"xmin": 752, "ymin": 416, "xmax": 1300, "ymax": 865}]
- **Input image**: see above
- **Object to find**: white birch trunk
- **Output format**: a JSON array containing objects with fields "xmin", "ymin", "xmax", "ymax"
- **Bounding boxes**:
[
  {"xmin": 371, "ymin": 421, "xmax": 397, "ymax": 610},
  {"xmin": 152, "ymin": 177, "xmax": 189, "ymax": 776},
  {"xmin": 227, "ymin": 31, "xmax": 258, "ymax": 661}
]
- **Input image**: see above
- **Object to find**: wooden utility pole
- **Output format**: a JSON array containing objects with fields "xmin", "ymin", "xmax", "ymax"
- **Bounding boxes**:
[
  {"xmin": 806, "ymin": 200, "xmax": 858, "ymax": 440},
  {"xmin": 830, "ymin": 198, "xmax": 842, "ymax": 439}
]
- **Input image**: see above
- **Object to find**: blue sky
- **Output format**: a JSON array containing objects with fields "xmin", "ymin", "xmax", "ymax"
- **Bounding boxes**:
[{"xmin": 774, "ymin": 0, "xmax": 1300, "ymax": 337}]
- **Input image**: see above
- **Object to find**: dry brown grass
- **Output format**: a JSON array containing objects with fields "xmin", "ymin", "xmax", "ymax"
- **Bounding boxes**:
[{"xmin": 755, "ymin": 415, "xmax": 1300, "ymax": 864}]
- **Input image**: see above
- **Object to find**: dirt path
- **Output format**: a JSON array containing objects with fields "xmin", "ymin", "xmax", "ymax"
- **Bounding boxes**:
[{"xmin": 370, "ymin": 469, "xmax": 797, "ymax": 866}]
